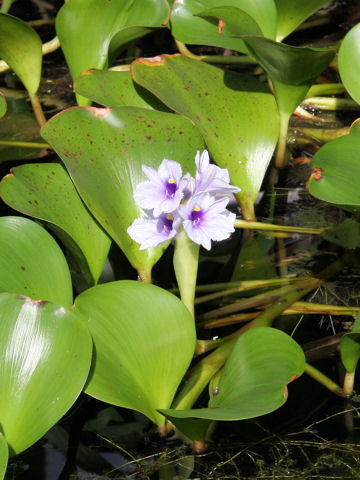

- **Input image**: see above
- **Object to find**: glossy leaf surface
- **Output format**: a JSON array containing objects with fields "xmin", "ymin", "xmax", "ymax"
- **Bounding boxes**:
[
  {"xmin": 74, "ymin": 69, "xmax": 169, "ymax": 111},
  {"xmin": 241, "ymin": 37, "xmax": 335, "ymax": 86},
  {"xmin": 0, "ymin": 13, "xmax": 42, "ymax": 94},
  {"xmin": 74, "ymin": 281, "xmax": 196, "ymax": 426},
  {"xmin": 56, "ymin": 0, "xmax": 169, "ymax": 104},
  {"xmin": 41, "ymin": 106, "xmax": 204, "ymax": 274},
  {"xmin": 0, "ymin": 433, "xmax": 7, "ymax": 480},
  {"xmin": 161, "ymin": 327, "xmax": 305, "ymax": 421},
  {"xmin": 308, "ymin": 121, "xmax": 360, "ymax": 207},
  {"xmin": 0, "ymin": 163, "xmax": 111, "ymax": 284},
  {"xmin": 0, "ymin": 217, "xmax": 72, "ymax": 306},
  {"xmin": 338, "ymin": 23, "xmax": 360, "ymax": 105},
  {"xmin": 131, "ymin": 55, "xmax": 279, "ymax": 219},
  {"xmin": 170, "ymin": 0, "xmax": 276, "ymax": 53},
  {"xmin": 340, "ymin": 313, "xmax": 360, "ymax": 373},
  {"xmin": 274, "ymin": 0, "xmax": 334, "ymax": 41},
  {"xmin": 0, "ymin": 293, "xmax": 92, "ymax": 455},
  {"xmin": 0, "ymin": 91, "xmax": 6, "ymax": 118}
]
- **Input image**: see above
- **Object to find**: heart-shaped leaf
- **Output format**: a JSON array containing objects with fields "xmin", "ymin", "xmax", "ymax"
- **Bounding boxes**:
[
  {"xmin": 41, "ymin": 106, "xmax": 204, "ymax": 277},
  {"xmin": 131, "ymin": 55, "xmax": 279, "ymax": 220},
  {"xmin": 74, "ymin": 281, "xmax": 196, "ymax": 426},
  {"xmin": 340, "ymin": 313, "xmax": 360, "ymax": 373},
  {"xmin": 0, "ymin": 13, "xmax": 42, "ymax": 95},
  {"xmin": 161, "ymin": 327, "xmax": 305, "ymax": 422},
  {"xmin": 0, "ymin": 293, "xmax": 92, "ymax": 455},
  {"xmin": 274, "ymin": 0, "xmax": 334, "ymax": 42},
  {"xmin": 0, "ymin": 433, "xmax": 8, "ymax": 480},
  {"xmin": 0, "ymin": 216, "xmax": 73, "ymax": 307},
  {"xmin": 56, "ymin": 0, "xmax": 169, "ymax": 105},
  {"xmin": 307, "ymin": 120, "xmax": 360, "ymax": 207},
  {"xmin": 338, "ymin": 22, "xmax": 360, "ymax": 105},
  {"xmin": 0, "ymin": 91, "xmax": 6, "ymax": 119},
  {"xmin": 170, "ymin": 0, "xmax": 276, "ymax": 53},
  {"xmin": 74, "ymin": 69, "xmax": 169, "ymax": 111},
  {"xmin": 0, "ymin": 163, "xmax": 111, "ymax": 284}
]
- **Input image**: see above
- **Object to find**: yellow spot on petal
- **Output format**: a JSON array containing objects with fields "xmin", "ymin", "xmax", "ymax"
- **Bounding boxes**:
[
  {"xmin": 166, "ymin": 214, "xmax": 173, "ymax": 220},
  {"xmin": 193, "ymin": 206, "xmax": 201, "ymax": 212},
  {"xmin": 168, "ymin": 177, "xmax": 176, "ymax": 184}
]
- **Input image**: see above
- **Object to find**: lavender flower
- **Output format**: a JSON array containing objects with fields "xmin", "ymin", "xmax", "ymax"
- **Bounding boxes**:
[
  {"xmin": 194, "ymin": 150, "xmax": 240, "ymax": 196},
  {"xmin": 127, "ymin": 211, "xmax": 181, "ymax": 250},
  {"xmin": 133, "ymin": 159, "xmax": 188, "ymax": 217},
  {"xmin": 178, "ymin": 193, "xmax": 236, "ymax": 250},
  {"xmin": 128, "ymin": 151, "xmax": 239, "ymax": 251}
]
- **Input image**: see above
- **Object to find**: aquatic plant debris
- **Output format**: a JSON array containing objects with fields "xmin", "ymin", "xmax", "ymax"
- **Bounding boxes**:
[{"xmin": 127, "ymin": 150, "xmax": 240, "ymax": 250}]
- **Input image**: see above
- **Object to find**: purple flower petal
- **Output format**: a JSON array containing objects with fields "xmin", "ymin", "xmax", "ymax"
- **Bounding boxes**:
[
  {"xmin": 127, "ymin": 211, "xmax": 180, "ymax": 250},
  {"xmin": 133, "ymin": 159, "xmax": 188, "ymax": 217},
  {"xmin": 194, "ymin": 150, "xmax": 241, "ymax": 195},
  {"xmin": 179, "ymin": 193, "xmax": 236, "ymax": 250}
]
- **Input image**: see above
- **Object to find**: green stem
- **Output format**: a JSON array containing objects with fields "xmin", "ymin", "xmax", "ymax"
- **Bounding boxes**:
[
  {"xmin": 343, "ymin": 371, "xmax": 355, "ymax": 397},
  {"xmin": 304, "ymin": 363, "xmax": 344, "ymax": 397},
  {"xmin": 0, "ymin": 0, "xmax": 14, "ymax": 13},
  {"xmin": 29, "ymin": 92, "xmax": 46, "ymax": 128},
  {"xmin": 175, "ymin": 39, "xmax": 257, "ymax": 65},
  {"xmin": 234, "ymin": 219, "xmax": 324, "ymax": 235},
  {"xmin": 274, "ymin": 111, "xmax": 290, "ymax": 169},
  {"xmin": 302, "ymin": 96, "xmax": 359, "ymax": 111},
  {"xmin": 173, "ymin": 227, "xmax": 200, "ymax": 318},
  {"xmin": 0, "ymin": 140, "xmax": 51, "ymax": 149},
  {"xmin": 173, "ymin": 337, "xmax": 237, "ymax": 410},
  {"xmin": 137, "ymin": 268, "xmax": 152, "ymax": 283}
]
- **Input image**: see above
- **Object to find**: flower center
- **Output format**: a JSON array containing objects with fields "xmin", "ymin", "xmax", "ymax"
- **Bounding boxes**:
[
  {"xmin": 163, "ymin": 214, "xmax": 174, "ymax": 233},
  {"xmin": 165, "ymin": 177, "xmax": 177, "ymax": 198},
  {"xmin": 190, "ymin": 205, "xmax": 203, "ymax": 224}
]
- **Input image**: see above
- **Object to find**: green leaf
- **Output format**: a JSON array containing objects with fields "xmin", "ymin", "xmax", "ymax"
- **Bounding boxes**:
[
  {"xmin": 170, "ymin": 0, "xmax": 276, "ymax": 53},
  {"xmin": 0, "ymin": 163, "xmax": 111, "ymax": 284},
  {"xmin": 0, "ymin": 217, "xmax": 73, "ymax": 307},
  {"xmin": 55, "ymin": 0, "xmax": 169, "ymax": 105},
  {"xmin": 0, "ymin": 91, "xmax": 6, "ymax": 119},
  {"xmin": 131, "ymin": 55, "xmax": 279, "ymax": 220},
  {"xmin": 340, "ymin": 313, "xmax": 360, "ymax": 373},
  {"xmin": 74, "ymin": 68, "xmax": 169, "ymax": 111},
  {"xmin": 0, "ymin": 13, "xmax": 42, "ymax": 94},
  {"xmin": 0, "ymin": 433, "xmax": 8, "ymax": 480},
  {"xmin": 321, "ymin": 219, "xmax": 360, "ymax": 250},
  {"xmin": 0, "ymin": 293, "xmax": 92, "ymax": 455},
  {"xmin": 308, "ymin": 120, "xmax": 360, "ymax": 207},
  {"xmin": 41, "ymin": 106, "xmax": 204, "ymax": 276},
  {"xmin": 241, "ymin": 37, "xmax": 335, "ymax": 86},
  {"xmin": 74, "ymin": 281, "xmax": 196, "ymax": 426},
  {"xmin": 196, "ymin": 6, "xmax": 263, "ymax": 55},
  {"xmin": 161, "ymin": 327, "xmax": 305, "ymax": 422},
  {"xmin": 274, "ymin": 0, "xmax": 334, "ymax": 42},
  {"xmin": 338, "ymin": 22, "xmax": 360, "ymax": 105}
]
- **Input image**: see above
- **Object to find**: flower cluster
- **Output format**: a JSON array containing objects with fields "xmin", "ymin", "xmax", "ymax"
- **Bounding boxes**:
[{"xmin": 127, "ymin": 150, "xmax": 240, "ymax": 251}]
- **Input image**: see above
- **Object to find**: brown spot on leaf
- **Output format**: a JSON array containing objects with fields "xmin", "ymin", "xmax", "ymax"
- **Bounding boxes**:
[
  {"xmin": 218, "ymin": 19, "xmax": 226, "ymax": 34},
  {"xmin": 283, "ymin": 374, "xmax": 299, "ymax": 399},
  {"xmin": 20, "ymin": 266, "xmax": 25, "ymax": 270}
]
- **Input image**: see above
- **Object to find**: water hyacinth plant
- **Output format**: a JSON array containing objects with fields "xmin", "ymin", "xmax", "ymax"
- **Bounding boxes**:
[{"xmin": 1, "ymin": 0, "xmax": 360, "ymax": 477}]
